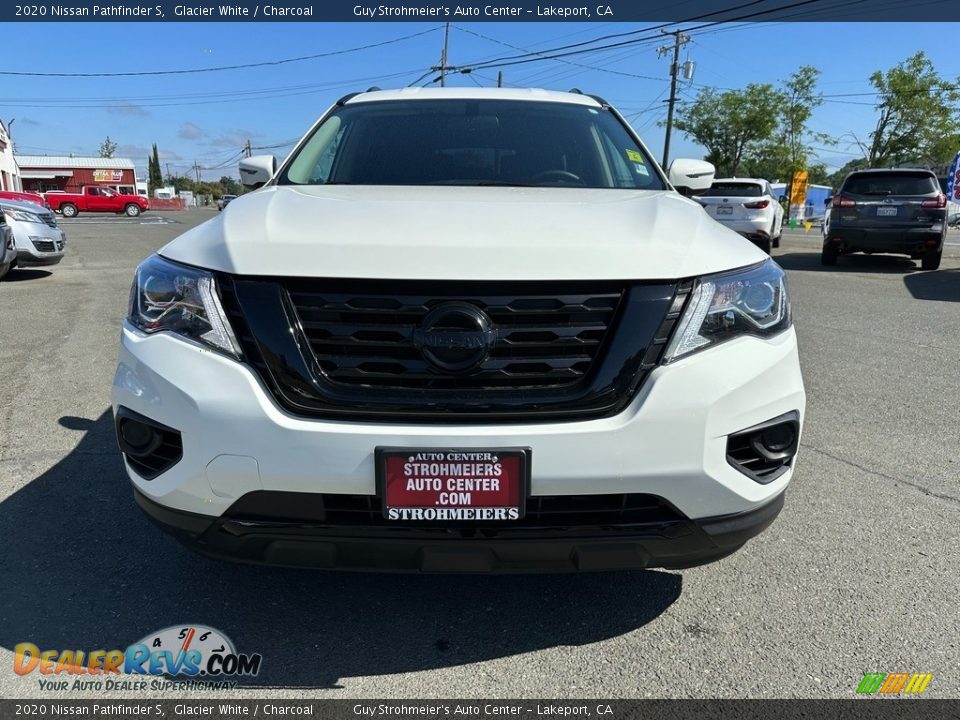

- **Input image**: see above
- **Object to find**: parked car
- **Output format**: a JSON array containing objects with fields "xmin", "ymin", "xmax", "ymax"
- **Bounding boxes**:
[
  {"xmin": 0, "ymin": 190, "xmax": 50, "ymax": 209},
  {"xmin": 1, "ymin": 199, "xmax": 66, "ymax": 268},
  {"xmin": 217, "ymin": 194, "xmax": 237, "ymax": 211},
  {"xmin": 114, "ymin": 88, "xmax": 805, "ymax": 573},
  {"xmin": 44, "ymin": 185, "xmax": 149, "ymax": 218},
  {"xmin": 0, "ymin": 216, "xmax": 15, "ymax": 279},
  {"xmin": 693, "ymin": 178, "xmax": 784, "ymax": 253},
  {"xmin": 948, "ymin": 211, "xmax": 960, "ymax": 228},
  {"xmin": 823, "ymin": 168, "xmax": 947, "ymax": 269}
]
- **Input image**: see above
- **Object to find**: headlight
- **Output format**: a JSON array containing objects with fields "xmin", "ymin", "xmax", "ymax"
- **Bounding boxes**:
[
  {"xmin": 127, "ymin": 254, "xmax": 241, "ymax": 358},
  {"xmin": 4, "ymin": 209, "xmax": 41, "ymax": 223},
  {"xmin": 663, "ymin": 259, "xmax": 791, "ymax": 361}
]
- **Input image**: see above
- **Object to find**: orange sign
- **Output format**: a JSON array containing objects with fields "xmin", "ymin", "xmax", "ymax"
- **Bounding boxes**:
[{"xmin": 789, "ymin": 171, "xmax": 809, "ymax": 206}]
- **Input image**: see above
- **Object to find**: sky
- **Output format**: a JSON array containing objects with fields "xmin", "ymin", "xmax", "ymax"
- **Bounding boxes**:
[{"xmin": 1, "ymin": 21, "xmax": 957, "ymax": 183}]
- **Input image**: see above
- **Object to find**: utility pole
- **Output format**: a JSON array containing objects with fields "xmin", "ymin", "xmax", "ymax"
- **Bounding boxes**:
[
  {"xmin": 243, "ymin": 140, "xmax": 252, "ymax": 158},
  {"xmin": 658, "ymin": 30, "xmax": 690, "ymax": 170},
  {"xmin": 432, "ymin": 22, "xmax": 451, "ymax": 87},
  {"xmin": 192, "ymin": 161, "xmax": 201, "ymax": 184},
  {"xmin": 497, "ymin": 71, "xmax": 503, "ymax": 88},
  {"xmin": 164, "ymin": 162, "xmax": 171, "ymax": 181}
]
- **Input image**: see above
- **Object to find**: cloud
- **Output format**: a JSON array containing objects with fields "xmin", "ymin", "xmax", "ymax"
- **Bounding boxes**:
[
  {"xmin": 179, "ymin": 122, "xmax": 206, "ymax": 140},
  {"xmin": 117, "ymin": 144, "xmax": 150, "ymax": 157},
  {"xmin": 107, "ymin": 102, "xmax": 148, "ymax": 117},
  {"xmin": 210, "ymin": 130, "xmax": 262, "ymax": 148},
  {"xmin": 20, "ymin": 118, "xmax": 42, "ymax": 127}
]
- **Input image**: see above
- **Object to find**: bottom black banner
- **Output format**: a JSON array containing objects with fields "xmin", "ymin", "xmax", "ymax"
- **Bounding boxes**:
[{"xmin": 0, "ymin": 700, "xmax": 954, "ymax": 720}]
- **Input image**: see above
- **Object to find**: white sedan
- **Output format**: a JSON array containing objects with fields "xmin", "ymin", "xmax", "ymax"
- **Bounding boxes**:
[{"xmin": 694, "ymin": 178, "xmax": 784, "ymax": 253}]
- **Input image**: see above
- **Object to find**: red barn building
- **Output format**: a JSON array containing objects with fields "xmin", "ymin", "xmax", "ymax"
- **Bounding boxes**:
[{"xmin": 14, "ymin": 156, "xmax": 139, "ymax": 196}]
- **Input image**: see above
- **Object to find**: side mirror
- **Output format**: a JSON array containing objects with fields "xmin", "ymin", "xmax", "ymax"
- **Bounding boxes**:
[
  {"xmin": 824, "ymin": 196, "xmax": 833, "ymax": 206},
  {"xmin": 239, "ymin": 155, "xmax": 277, "ymax": 190},
  {"xmin": 667, "ymin": 159, "xmax": 715, "ymax": 195},
  {"xmin": 778, "ymin": 195, "xmax": 787, "ymax": 203}
]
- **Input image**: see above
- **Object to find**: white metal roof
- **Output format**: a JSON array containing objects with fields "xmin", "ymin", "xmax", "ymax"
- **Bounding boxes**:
[
  {"xmin": 14, "ymin": 155, "xmax": 136, "ymax": 170},
  {"xmin": 345, "ymin": 87, "xmax": 602, "ymax": 106}
]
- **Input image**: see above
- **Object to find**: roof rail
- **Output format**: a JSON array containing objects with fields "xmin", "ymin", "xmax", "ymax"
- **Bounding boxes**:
[
  {"xmin": 335, "ymin": 92, "xmax": 363, "ymax": 106},
  {"xmin": 568, "ymin": 88, "xmax": 609, "ymax": 107}
]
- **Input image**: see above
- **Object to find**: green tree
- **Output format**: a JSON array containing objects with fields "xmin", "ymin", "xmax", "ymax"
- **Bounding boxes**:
[
  {"xmin": 672, "ymin": 83, "xmax": 783, "ymax": 176},
  {"xmin": 148, "ymin": 144, "xmax": 163, "ymax": 189},
  {"xmin": 741, "ymin": 66, "xmax": 833, "ymax": 182},
  {"xmin": 164, "ymin": 174, "xmax": 194, "ymax": 193},
  {"xmin": 99, "ymin": 136, "xmax": 118, "ymax": 158},
  {"xmin": 857, "ymin": 51, "xmax": 960, "ymax": 167},
  {"xmin": 218, "ymin": 175, "xmax": 242, "ymax": 196}
]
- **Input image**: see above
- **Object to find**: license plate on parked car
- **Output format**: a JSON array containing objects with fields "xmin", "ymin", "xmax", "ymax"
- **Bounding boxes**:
[
  {"xmin": 877, "ymin": 207, "xmax": 898, "ymax": 217},
  {"xmin": 717, "ymin": 206, "xmax": 733, "ymax": 215},
  {"xmin": 377, "ymin": 448, "xmax": 530, "ymax": 521}
]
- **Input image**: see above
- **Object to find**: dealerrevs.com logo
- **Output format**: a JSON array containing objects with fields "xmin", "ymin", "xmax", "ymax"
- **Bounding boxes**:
[{"xmin": 14, "ymin": 625, "xmax": 262, "ymax": 692}]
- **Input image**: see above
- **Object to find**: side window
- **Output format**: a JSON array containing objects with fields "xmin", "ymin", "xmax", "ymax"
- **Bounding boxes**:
[{"xmin": 312, "ymin": 128, "xmax": 344, "ymax": 183}]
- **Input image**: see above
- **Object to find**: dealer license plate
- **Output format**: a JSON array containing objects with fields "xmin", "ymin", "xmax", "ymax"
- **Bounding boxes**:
[
  {"xmin": 377, "ymin": 448, "xmax": 530, "ymax": 521},
  {"xmin": 716, "ymin": 206, "xmax": 733, "ymax": 215},
  {"xmin": 877, "ymin": 207, "xmax": 898, "ymax": 217}
]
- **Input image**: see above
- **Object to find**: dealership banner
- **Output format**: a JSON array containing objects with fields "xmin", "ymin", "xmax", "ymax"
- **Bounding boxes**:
[
  {"xmin": 4, "ymin": 0, "xmax": 960, "ymax": 22},
  {"xmin": 947, "ymin": 150, "xmax": 960, "ymax": 205},
  {"xmin": 0, "ymin": 700, "xmax": 954, "ymax": 719}
]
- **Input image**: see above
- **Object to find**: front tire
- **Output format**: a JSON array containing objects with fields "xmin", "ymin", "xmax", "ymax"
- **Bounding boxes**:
[
  {"xmin": 757, "ymin": 237, "xmax": 772, "ymax": 254},
  {"xmin": 921, "ymin": 249, "xmax": 942, "ymax": 271},
  {"xmin": 821, "ymin": 244, "xmax": 838, "ymax": 266},
  {"xmin": 124, "ymin": 203, "xmax": 142, "ymax": 217},
  {"xmin": 60, "ymin": 203, "xmax": 78, "ymax": 218}
]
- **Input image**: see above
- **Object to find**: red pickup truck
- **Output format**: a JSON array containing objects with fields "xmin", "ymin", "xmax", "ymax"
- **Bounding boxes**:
[{"xmin": 44, "ymin": 186, "xmax": 149, "ymax": 218}]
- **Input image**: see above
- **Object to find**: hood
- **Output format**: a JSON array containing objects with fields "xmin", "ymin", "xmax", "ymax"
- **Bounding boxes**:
[
  {"xmin": 0, "ymin": 198, "xmax": 51, "ymax": 214},
  {"xmin": 159, "ymin": 185, "xmax": 766, "ymax": 281}
]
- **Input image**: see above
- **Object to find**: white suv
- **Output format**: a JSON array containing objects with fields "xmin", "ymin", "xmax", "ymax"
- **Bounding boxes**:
[
  {"xmin": 694, "ymin": 178, "xmax": 785, "ymax": 254},
  {"xmin": 114, "ymin": 88, "xmax": 805, "ymax": 572}
]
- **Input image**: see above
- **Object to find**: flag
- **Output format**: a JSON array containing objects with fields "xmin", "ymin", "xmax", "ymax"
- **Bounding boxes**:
[{"xmin": 947, "ymin": 150, "xmax": 960, "ymax": 203}]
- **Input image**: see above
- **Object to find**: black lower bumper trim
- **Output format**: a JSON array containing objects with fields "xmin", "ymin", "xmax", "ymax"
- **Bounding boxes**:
[{"xmin": 133, "ymin": 489, "xmax": 785, "ymax": 573}]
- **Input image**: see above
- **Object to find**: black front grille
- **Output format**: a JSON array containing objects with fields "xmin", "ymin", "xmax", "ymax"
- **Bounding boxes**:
[
  {"xmin": 223, "ymin": 491, "xmax": 684, "ymax": 530},
  {"xmin": 220, "ymin": 276, "xmax": 686, "ymax": 422},
  {"xmin": 288, "ymin": 285, "xmax": 619, "ymax": 390},
  {"xmin": 31, "ymin": 239, "xmax": 55, "ymax": 252}
]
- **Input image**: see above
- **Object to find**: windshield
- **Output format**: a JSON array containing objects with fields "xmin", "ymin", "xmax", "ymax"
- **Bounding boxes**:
[
  {"xmin": 699, "ymin": 182, "xmax": 764, "ymax": 197},
  {"xmin": 279, "ymin": 99, "xmax": 664, "ymax": 190}
]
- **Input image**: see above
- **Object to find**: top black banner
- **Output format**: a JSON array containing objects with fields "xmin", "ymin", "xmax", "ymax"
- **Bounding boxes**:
[{"xmin": 3, "ymin": 0, "xmax": 958, "ymax": 23}]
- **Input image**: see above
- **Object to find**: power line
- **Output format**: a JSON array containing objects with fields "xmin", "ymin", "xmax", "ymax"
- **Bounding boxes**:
[
  {"xmin": 454, "ymin": 0, "xmax": 809, "ymax": 73},
  {"xmin": 0, "ymin": 27, "xmax": 441, "ymax": 78},
  {"xmin": 453, "ymin": 24, "xmax": 666, "ymax": 82}
]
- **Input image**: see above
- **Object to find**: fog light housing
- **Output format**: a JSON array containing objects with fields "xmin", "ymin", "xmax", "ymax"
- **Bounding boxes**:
[
  {"xmin": 727, "ymin": 411, "xmax": 800, "ymax": 484},
  {"xmin": 115, "ymin": 407, "xmax": 183, "ymax": 480}
]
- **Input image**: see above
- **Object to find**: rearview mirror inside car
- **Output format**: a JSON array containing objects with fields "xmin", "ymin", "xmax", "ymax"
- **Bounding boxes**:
[
  {"xmin": 239, "ymin": 155, "xmax": 277, "ymax": 190},
  {"xmin": 667, "ymin": 159, "xmax": 715, "ymax": 195}
]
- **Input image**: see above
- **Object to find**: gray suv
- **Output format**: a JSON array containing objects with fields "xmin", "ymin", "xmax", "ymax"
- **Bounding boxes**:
[{"xmin": 822, "ymin": 168, "xmax": 947, "ymax": 270}]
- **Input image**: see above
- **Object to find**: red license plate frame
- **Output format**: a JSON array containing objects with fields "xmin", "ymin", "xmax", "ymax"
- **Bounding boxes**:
[{"xmin": 376, "ymin": 447, "xmax": 531, "ymax": 522}]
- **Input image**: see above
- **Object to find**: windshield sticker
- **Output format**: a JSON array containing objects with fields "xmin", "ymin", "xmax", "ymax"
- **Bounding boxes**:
[
  {"xmin": 626, "ymin": 149, "xmax": 645, "ymax": 163},
  {"xmin": 635, "ymin": 163, "xmax": 650, "ymax": 176}
]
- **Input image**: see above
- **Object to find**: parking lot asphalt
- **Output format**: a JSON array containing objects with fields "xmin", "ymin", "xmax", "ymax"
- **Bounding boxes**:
[{"xmin": 1, "ymin": 210, "xmax": 958, "ymax": 699}]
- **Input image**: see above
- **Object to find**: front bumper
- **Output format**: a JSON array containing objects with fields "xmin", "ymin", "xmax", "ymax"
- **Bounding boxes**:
[
  {"xmin": 113, "ymin": 323, "xmax": 805, "ymax": 570},
  {"xmin": 827, "ymin": 225, "xmax": 944, "ymax": 253},
  {"xmin": 134, "ymin": 486, "xmax": 785, "ymax": 572},
  {"xmin": 12, "ymin": 223, "xmax": 66, "ymax": 265}
]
